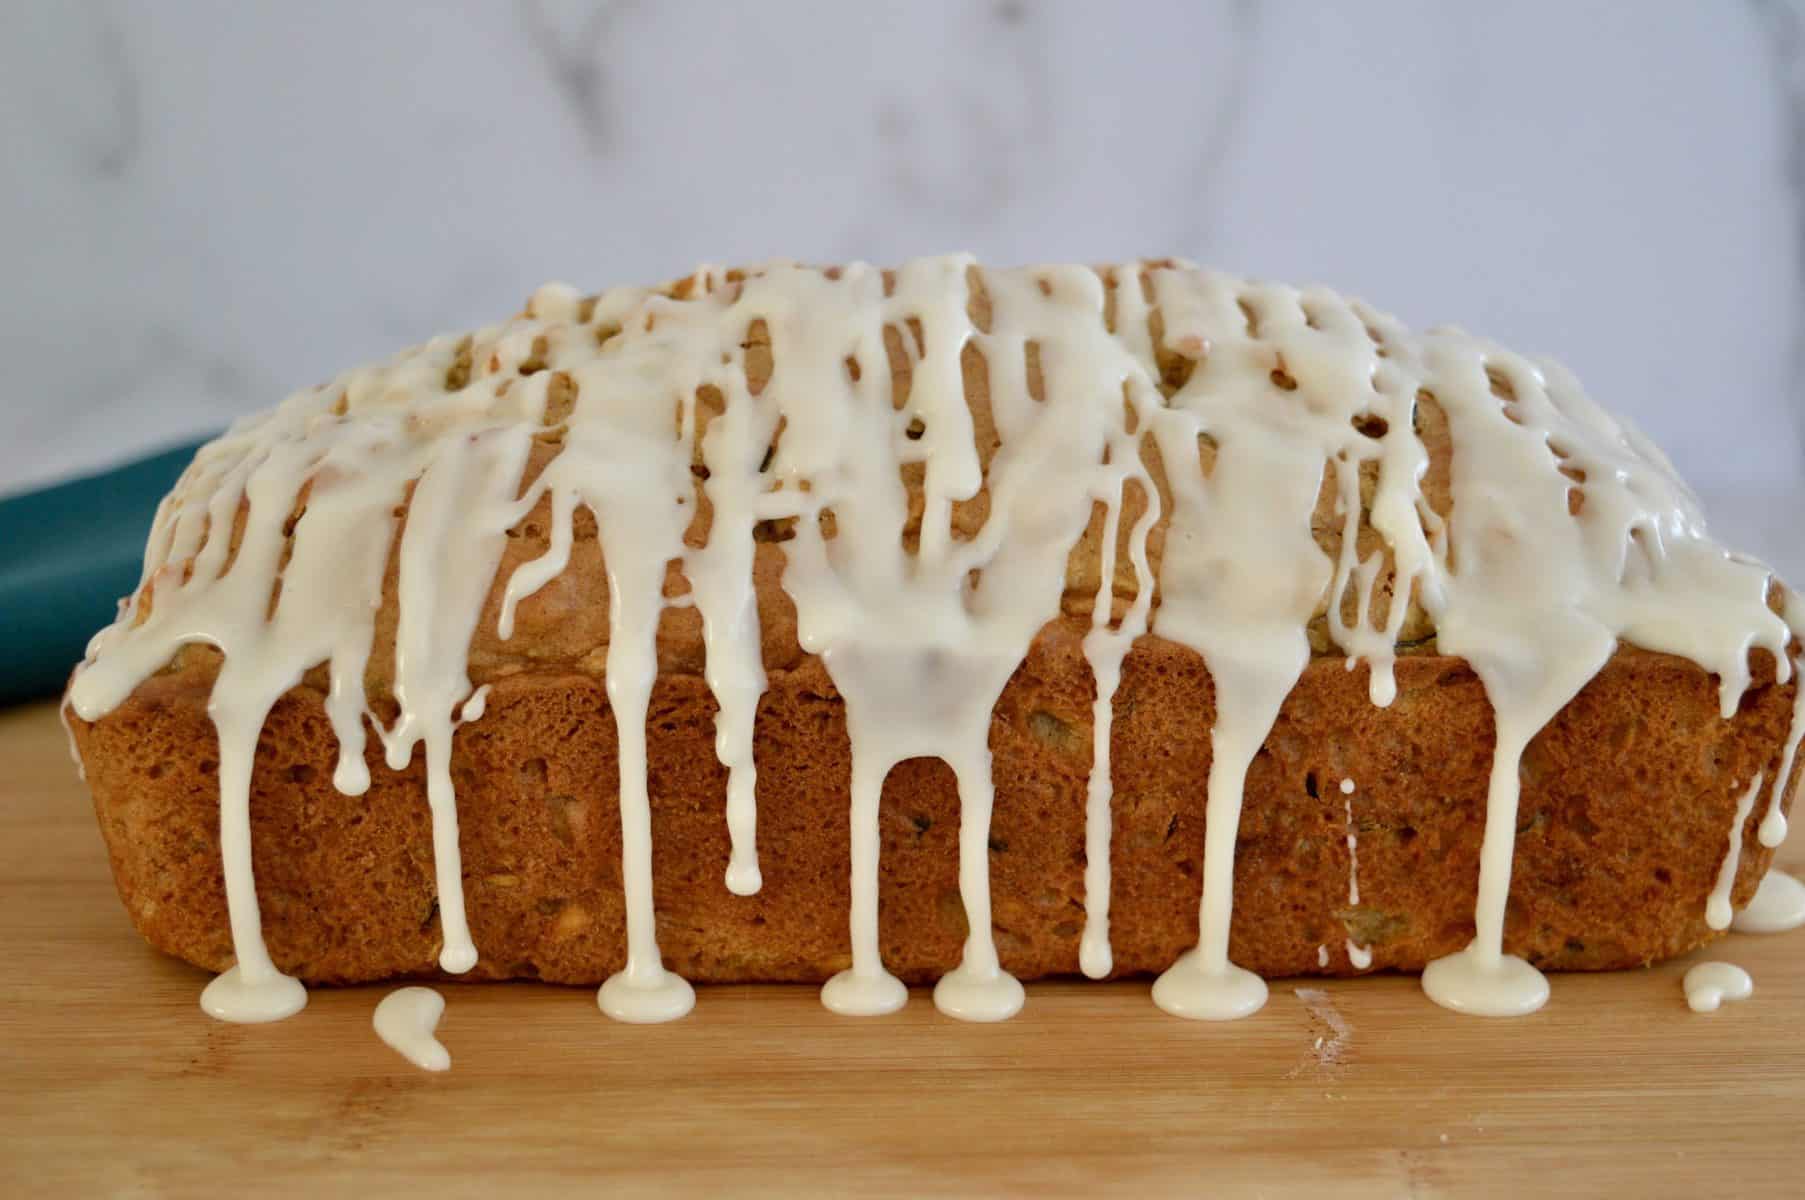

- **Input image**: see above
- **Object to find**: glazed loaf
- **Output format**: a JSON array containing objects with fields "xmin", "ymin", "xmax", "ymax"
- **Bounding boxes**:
[{"xmin": 66, "ymin": 258, "xmax": 1805, "ymax": 1022}]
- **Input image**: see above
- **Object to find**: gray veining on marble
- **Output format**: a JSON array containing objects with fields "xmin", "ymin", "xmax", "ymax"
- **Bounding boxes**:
[
  {"xmin": 521, "ymin": 0, "xmax": 630, "ymax": 155},
  {"xmin": 0, "ymin": 1, "xmax": 1799, "ymax": 571},
  {"xmin": 1169, "ymin": 0, "xmax": 1261, "ymax": 261},
  {"xmin": 87, "ymin": 8, "xmax": 140, "ymax": 180},
  {"xmin": 1752, "ymin": 0, "xmax": 1805, "ymax": 469}
]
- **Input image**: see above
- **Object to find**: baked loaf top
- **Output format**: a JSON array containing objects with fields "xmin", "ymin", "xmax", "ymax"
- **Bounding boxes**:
[{"xmin": 67, "ymin": 257, "xmax": 1805, "ymax": 1024}]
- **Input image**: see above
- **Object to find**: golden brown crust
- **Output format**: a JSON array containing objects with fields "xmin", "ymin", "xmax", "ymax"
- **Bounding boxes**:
[{"xmin": 71, "ymin": 625, "xmax": 1799, "ymax": 987}]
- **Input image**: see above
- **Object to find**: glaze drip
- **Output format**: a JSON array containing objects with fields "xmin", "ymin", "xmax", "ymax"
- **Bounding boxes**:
[
  {"xmin": 65, "ymin": 257, "xmax": 1804, "ymax": 1025},
  {"xmin": 1683, "ymin": 962, "xmax": 1753, "ymax": 1013},
  {"xmin": 1707, "ymin": 775, "xmax": 1764, "ymax": 932},
  {"xmin": 374, "ymin": 986, "xmax": 453, "ymax": 1072},
  {"xmin": 1733, "ymin": 871, "xmax": 1805, "ymax": 934},
  {"xmin": 1342, "ymin": 789, "xmax": 1372, "ymax": 971}
]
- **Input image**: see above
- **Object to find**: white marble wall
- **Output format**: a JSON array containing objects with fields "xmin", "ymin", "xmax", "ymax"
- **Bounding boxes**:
[{"xmin": 2, "ymin": 1, "xmax": 1801, "ymax": 567}]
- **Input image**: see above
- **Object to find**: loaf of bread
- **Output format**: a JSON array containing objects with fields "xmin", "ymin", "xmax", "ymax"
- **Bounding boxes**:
[{"xmin": 66, "ymin": 258, "xmax": 1805, "ymax": 1025}]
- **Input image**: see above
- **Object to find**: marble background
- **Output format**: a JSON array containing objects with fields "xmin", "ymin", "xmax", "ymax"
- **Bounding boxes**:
[{"xmin": 2, "ymin": 1, "xmax": 1801, "ymax": 572}]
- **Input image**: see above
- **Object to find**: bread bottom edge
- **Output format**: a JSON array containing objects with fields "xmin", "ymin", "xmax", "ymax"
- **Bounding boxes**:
[{"xmin": 74, "ymin": 627, "xmax": 1798, "ymax": 990}]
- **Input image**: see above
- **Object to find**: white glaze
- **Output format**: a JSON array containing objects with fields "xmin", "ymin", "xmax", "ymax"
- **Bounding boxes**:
[
  {"xmin": 1077, "ymin": 272, "xmax": 1161, "ymax": 983},
  {"xmin": 57, "ymin": 700, "xmax": 85, "ymax": 782},
  {"xmin": 1707, "ymin": 775, "xmax": 1763, "ymax": 931},
  {"xmin": 1342, "ymin": 790, "xmax": 1372, "ymax": 970},
  {"xmin": 1732, "ymin": 871, "xmax": 1805, "ymax": 933},
  {"xmin": 63, "ymin": 257, "xmax": 1805, "ymax": 1027},
  {"xmin": 1759, "ymin": 590, "xmax": 1805, "ymax": 848},
  {"xmin": 1683, "ymin": 962, "xmax": 1753, "ymax": 1013},
  {"xmin": 373, "ymin": 986, "xmax": 451, "ymax": 1071},
  {"xmin": 200, "ymin": 965, "xmax": 306, "ymax": 1024}
]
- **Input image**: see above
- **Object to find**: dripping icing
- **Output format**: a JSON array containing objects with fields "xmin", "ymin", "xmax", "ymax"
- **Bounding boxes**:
[
  {"xmin": 1759, "ymin": 591, "xmax": 1805, "ymax": 848},
  {"xmin": 1683, "ymin": 962, "xmax": 1753, "ymax": 1013},
  {"xmin": 1078, "ymin": 268, "xmax": 1162, "ymax": 982},
  {"xmin": 61, "ymin": 257, "xmax": 1804, "ymax": 1025},
  {"xmin": 1733, "ymin": 871, "xmax": 1805, "ymax": 933},
  {"xmin": 1343, "ymin": 790, "xmax": 1372, "ymax": 970},
  {"xmin": 1707, "ymin": 775, "xmax": 1763, "ymax": 931},
  {"xmin": 374, "ymin": 986, "xmax": 452, "ymax": 1071}
]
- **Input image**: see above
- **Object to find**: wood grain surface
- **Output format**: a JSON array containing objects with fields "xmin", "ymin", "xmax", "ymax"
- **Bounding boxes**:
[{"xmin": 2, "ymin": 699, "xmax": 1801, "ymax": 1198}]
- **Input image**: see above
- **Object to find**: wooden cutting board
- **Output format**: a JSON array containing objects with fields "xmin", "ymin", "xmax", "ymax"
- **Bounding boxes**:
[{"xmin": 3, "ymin": 699, "xmax": 1801, "ymax": 1198}]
